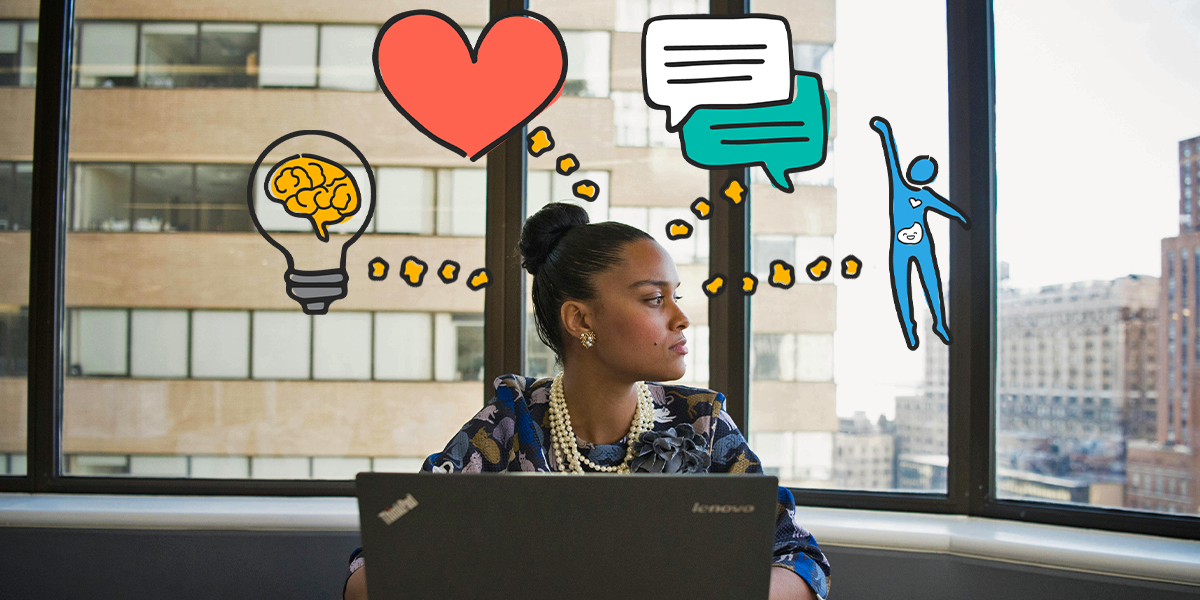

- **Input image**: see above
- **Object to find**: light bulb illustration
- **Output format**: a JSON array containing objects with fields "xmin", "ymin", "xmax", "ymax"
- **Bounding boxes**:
[{"xmin": 248, "ymin": 130, "xmax": 375, "ymax": 315}]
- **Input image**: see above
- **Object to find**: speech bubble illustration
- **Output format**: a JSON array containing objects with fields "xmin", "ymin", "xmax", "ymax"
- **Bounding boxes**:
[
  {"xmin": 680, "ymin": 71, "xmax": 828, "ymax": 193},
  {"xmin": 642, "ymin": 15, "xmax": 794, "ymax": 131}
]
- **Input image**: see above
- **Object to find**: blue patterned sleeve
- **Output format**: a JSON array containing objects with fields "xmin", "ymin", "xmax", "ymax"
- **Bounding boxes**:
[{"xmin": 707, "ymin": 394, "xmax": 831, "ymax": 599}]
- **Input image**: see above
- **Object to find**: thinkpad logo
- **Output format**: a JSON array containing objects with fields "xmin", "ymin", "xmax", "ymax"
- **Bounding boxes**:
[
  {"xmin": 692, "ymin": 502, "xmax": 755, "ymax": 514},
  {"xmin": 378, "ymin": 493, "xmax": 419, "ymax": 525}
]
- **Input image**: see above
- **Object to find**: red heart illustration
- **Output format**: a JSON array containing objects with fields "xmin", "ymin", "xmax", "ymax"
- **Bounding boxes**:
[{"xmin": 374, "ymin": 10, "xmax": 567, "ymax": 161}]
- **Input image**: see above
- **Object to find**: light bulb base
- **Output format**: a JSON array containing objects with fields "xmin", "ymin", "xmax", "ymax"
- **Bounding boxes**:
[{"xmin": 285, "ymin": 269, "xmax": 348, "ymax": 315}]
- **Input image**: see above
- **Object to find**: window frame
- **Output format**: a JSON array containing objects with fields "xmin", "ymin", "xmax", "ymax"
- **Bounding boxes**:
[{"xmin": 5, "ymin": 0, "xmax": 1198, "ymax": 541}]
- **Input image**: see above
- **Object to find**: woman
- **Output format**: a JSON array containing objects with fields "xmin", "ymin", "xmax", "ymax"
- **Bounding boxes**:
[{"xmin": 344, "ymin": 203, "xmax": 830, "ymax": 600}]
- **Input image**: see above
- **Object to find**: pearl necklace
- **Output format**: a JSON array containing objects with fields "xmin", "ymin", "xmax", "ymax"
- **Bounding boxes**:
[{"xmin": 548, "ymin": 372, "xmax": 654, "ymax": 474}]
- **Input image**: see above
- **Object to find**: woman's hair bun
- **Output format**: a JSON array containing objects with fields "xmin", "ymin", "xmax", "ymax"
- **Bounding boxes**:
[{"xmin": 519, "ymin": 202, "xmax": 590, "ymax": 276}]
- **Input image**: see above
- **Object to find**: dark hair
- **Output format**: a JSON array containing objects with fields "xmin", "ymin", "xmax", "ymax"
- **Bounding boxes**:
[{"xmin": 519, "ymin": 202, "xmax": 654, "ymax": 366}]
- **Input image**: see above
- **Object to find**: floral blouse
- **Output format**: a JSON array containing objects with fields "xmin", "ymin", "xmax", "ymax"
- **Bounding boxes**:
[{"xmin": 346, "ymin": 374, "xmax": 831, "ymax": 599}]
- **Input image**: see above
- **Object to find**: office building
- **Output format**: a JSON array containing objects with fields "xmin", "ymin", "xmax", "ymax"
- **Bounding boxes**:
[{"xmin": 0, "ymin": 0, "xmax": 839, "ymax": 480}]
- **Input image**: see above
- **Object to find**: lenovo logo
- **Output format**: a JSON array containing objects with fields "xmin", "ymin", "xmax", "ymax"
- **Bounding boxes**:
[
  {"xmin": 377, "ymin": 493, "xmax": 418, "ymax": 525},
  {"xmin": 692, "ymin": 502, "xmax": 755, "ymax": 514}
]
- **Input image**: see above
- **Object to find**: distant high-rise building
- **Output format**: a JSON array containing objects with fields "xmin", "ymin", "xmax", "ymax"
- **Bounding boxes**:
[{"xmin": 1128, "ymin": 134, "xmax": 1200, "ymax": 515}]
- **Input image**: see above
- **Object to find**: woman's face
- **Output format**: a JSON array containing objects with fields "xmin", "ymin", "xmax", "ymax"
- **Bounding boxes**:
[{"xmin": 583, "ymin": 239, "xmax": 690, "ymax": 382}]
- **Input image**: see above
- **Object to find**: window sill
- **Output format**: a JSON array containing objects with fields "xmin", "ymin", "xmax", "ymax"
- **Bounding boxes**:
[{"xmin": 1, "ymin": 494, "xmax": 1197, "ymax": 586}]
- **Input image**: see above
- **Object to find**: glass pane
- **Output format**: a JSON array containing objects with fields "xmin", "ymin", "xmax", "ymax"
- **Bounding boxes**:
[
  {"xmin": 198, "ymin": 23, "xmax": 258, "ymax": 88},
  {"xmin": 258, "ymin": 24, "xmax": 317, "ymax": 88},
  {"xmin": 64, "ymin": 1, "xmax": 490, "ymax": 479},
  {"xmin": 77, "ymin": 22, "xmax": 138, "ymax": 88},
  {"xmin": 190, "ymin": 310, "xmax": 250, "ymax": 378},
  {"xmin": 139, "ymin": 22, "xmax": 199, "ymax": 88},
  {"xmin": 995, "ymin": 0, "xmax": 1200, "ymax": 516},
  {"xmin": 312, "ymin": 312, "xmax": 372, "ymax": 380},
  {"xmin": 525, "ymin": 1, "xmax": 709, "ymax": 389},
  {"xmin": 374, "ymin": 313, "xmax": 432, "ymax": 381},
  {"xmin": 129, "ymin": 309, "xmax": 189, "ymax": 378},
  {"xmin": 195, "ymin": 164, "xmax": 254, "ymax": 232},
  {"xmin": 318, "ymin": 25, "xmax": 377, "ymax": 91},
  {"xmin": 746, "ymin": 0, "xmax": 945, "ymax": 492},
  {"xmin": 0, "ymin": 12, "xmax": 36, "ymax": 475},
  {"xmin": 132, "ymin": 164, "xmax": 194, "ymax": 232},
  {"xmin": 376, "ymin": 167, "xmax": 434, "ymax": 234}
]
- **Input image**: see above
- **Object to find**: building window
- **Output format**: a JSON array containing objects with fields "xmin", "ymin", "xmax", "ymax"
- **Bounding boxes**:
[
  {"xmin": 376, "ymin": 167, "xmax": 435, "ymax": 234},
  {"xmin": 77, "ymin": 22, "xmax": 138, "ymax": 87},
  {"xmin": 68, "ymin": 309, "xmax": 130, "ymax": 376},
  {"xmin": 191, "ymin": 310, "xmax": 251, "ymax": 379},
  {"xmin": 139, "ymin": 23, "xmax": 200, "ymax": 88},
  {"xmin": 614, "ymin": 0, "xmax": 705, "ymax": 32},
  {"xmin": 561, "ymin": 31, "xmax": 610, "ymax": 98},
  {"xmin": 198, "ymin": 23, "xmax": 259, "ymax": 88},
  {"xmin": 374, "ymin": 313, "xmax": 433, "ymax": 380},
  {"xmin": 793, "ymin": 43, "xmax": 834, "ymax": 90},
  {"xmin": 0, "ymin": 20, "xmax": 37, "ymax": 87},
  {"xmin": 0, "ymin": 161, "xmax": 33, "ymax": 231},
  {"xmin": 259, "ymin": 23, "xmax": 318, "ymax": 88},
  {"xmin": 613, "ymin": 90, "xmax": 679, "ymax": 148},
  {"xmin": 251, "ymin": 311, "xmax": 312, "ymax": 379},
  {"xmin": 312, "ymin": 312, "xmax": 372, "ymax": 380},
  {"xmin": 435, "ymin": 313, "xmax": 484, "ymax": 382},
  {"xmin": 129, "ymin": 309, "xmax": 189, "ymax": 378},
  {"xmin": 0, "ymin": 307, "xmax": 28, "ymax": 377},
  {"xmin": 318, "ymin": 25, "xmax": 378, "ymax": 91},
  {"xmin": 436, "ymin": 168, "xmax": 487, "ymax": 237}
]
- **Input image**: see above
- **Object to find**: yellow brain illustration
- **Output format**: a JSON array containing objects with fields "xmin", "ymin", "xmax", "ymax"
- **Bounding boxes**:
[{"xmin": 267, "ymin": 155, "xmax": 360, "ymax": 241}]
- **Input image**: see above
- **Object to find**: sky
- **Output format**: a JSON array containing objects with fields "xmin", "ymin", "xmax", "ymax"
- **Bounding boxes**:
[{"xmin": 826, "ymin": 0, "xmax": 1200, "ymax": 421}]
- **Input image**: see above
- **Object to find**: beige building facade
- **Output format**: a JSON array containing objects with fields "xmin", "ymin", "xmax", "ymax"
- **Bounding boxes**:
[{"xmin": 0, "ymin": 0, "xmax": 838, "ymax": 480}]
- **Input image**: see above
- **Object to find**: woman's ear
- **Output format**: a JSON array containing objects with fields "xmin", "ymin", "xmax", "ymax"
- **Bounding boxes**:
[{"xmin": 560, "ymin": 300, "xmax": 593, "ymax": 340}]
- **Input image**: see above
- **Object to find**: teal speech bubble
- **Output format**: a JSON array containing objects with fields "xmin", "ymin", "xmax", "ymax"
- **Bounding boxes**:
[{"xmin": 680, "ymin": 72, "xmax": 829, "ymax": 194}]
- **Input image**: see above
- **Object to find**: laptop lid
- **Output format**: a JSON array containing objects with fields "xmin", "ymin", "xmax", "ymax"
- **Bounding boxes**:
[{"xmin": 356, "ymin": 471, "xmax": 778, "ymax": 600}]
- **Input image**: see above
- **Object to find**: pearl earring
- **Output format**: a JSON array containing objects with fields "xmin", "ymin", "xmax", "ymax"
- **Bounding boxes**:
[{"xmin": 579, "ymin": 330, "xmax": 596, "ymax": 348}]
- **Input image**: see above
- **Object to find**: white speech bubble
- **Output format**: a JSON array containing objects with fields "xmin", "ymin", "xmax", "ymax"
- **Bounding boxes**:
[{"xmin": 643, "ymin": 15, "xmax": 793, "ymax": 131}]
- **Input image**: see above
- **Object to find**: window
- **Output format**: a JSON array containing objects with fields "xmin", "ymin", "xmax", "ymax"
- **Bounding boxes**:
[
  {"xmin": 68, "ymin": 309, "xmax": 129, "ymax": 376},
  {"xmin": 251, "ymin": 311, "xmax": 312, "ymax": 379},
  {"xmin": 129, "ymin": 309, "xmax": 189, "ymax": 378},
  {"xmin": 139, "ymin": 23, "xmax": 199, "ymax": 88},
  {"xmin": 793, "ymin": 43, "xmax": 834, "ymax": 90},
  {"xmin": 613, "ymin": 90, "xmax": 679, "ymax": 148},
  {"xmin": 615, "ymin": 0, "xmax": 705, "ymax": 32},
  {"xmin": 77, "ymin": 22, "xmax": 138, "ymax": 87},
  {"xmin": 72, "ymin": 163, "xmax": 255, "ymax": 233},
  {"xmin": 0, "ymin": 307, "xmax": 28, "ymax": 377},
  {"xmin": 259, "ymin": 24, "xmax": 317, "ymax": 88},
  {"xmin": 0, "ymin": 162, "xmax": 33, "ymax": 231},
  {"xmin": 191, "ymin": 311, "xmax": 251, "ymax": 379},
  {"xmin": 995, "ymin": 0, "xmax": 1199, "ymax": 516},
  {"xmin": 748, "ymin": 0, "xmax": 943, "ymax": 493},
  {"xmin": 197, "ymin": 23, "xmax": 258, "ymax": 88},
  {"xmin": 436, "ymin": 168, "xmax": 487, "ymax": 237},
  {"xmin": 312, "ymin": 312, "xmax": 372, "ymax": 380},
  {"xmin": 318, "ymin": 25, "xmax": 378, "ymax": 91},
  {"xmin": 435, "ymin": 313, "xmax": 485, "ymax": 382},
  {"xmin": 374, "ymin": 313, "xmax": 433, "ymax": 380},
  {"xmin": 561, "ymin": 31, "xmax": 610, "ymax": 98},
  {"xmin": 8, "ymin": 0, "xmax": 1194, "ymax": 542}
]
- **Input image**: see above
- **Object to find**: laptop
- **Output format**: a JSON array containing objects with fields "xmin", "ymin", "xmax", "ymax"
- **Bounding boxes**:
[{"xmin": 356, "ymin": 471, "xmax": 779, "ymax": 600}]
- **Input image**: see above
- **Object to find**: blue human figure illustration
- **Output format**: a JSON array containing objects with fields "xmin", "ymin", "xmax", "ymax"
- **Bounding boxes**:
[{"xmin": 870, "ymin": 116, "xmax": 970, "ymax": 350}]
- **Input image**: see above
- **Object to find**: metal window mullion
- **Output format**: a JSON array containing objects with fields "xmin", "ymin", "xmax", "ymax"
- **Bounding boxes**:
[
  {"xmin": 26, "ymin": 0, "xmax": 74, "ymax": 492},
  {"xmin": 945, "ymin": 0, "xmax": 996, "ymax": 516},
  {"xmin": 482, "ymin": 0, "xmax": 528, "ymax": 404},
  {"xmin": 707, "ymin": 0, "xmax": 749, "ymax": 433}
]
